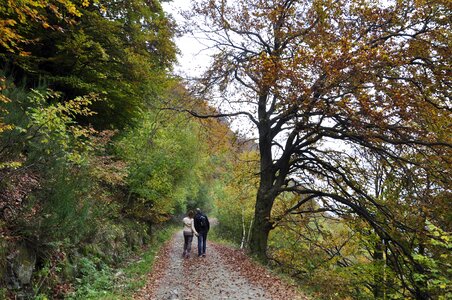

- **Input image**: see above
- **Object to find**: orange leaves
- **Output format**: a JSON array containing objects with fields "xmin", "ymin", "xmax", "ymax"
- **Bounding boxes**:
[
  {"xmin": 247, "ymin": 51, "xmax": 282, "ymax": 90},
  {"xmin": 0, "ymin": 19, "xmax": 22, "ymax": 53},
  {"xmin": 187, "ymin": 2, "xmax": 451, "ymax": 298},
  {"xmin": 189, "ymin": 0, "xmax": 451, "ymax": 167},
  {"xmin": 0, "ymin": 0, "xmax": 91, "ymax": 53}
]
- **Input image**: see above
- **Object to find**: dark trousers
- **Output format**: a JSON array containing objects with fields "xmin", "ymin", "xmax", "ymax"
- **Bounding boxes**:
[
  {"xmin": 183, "ymin": 234, "xmax": 193, "ymax": 257},
  {"xmin": 197, "ymin": 232, "xmax": 208, "ymax": 256}
]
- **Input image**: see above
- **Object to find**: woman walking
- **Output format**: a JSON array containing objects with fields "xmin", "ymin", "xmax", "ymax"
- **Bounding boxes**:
[{"xmin": 182, "ymin": 210, "xmax": 198, "ymax": 258}]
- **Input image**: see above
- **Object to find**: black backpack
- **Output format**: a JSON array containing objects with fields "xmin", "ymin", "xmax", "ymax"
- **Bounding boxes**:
[{"xmin": 198, "ymin": 215, "xmax": 207, "ymax": 229}]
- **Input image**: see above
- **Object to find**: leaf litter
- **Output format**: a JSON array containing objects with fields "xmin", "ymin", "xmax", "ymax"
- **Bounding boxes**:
[{"xmin": 135, "ymin": 231, "xmax": 307, "ymax": 300}]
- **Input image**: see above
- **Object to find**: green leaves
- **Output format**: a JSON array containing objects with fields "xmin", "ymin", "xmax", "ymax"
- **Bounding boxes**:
[
  {"xmin": 0, "ymin": 1, "xmax": 190, "ymax": 298},
  {"xmin": 1, "ymin": 0, "xmax": 177, "ymax": 129},
  {"xmin": 0, "ymin": 77, "xmax": 96, "ymax": 169},
  {"xmin": 411, "ymin": 221, "xmax": 452, "ymax": 297},
  {"xmin": 0, "ymin": 0, "xmax": 88, "ymax": 53},
  {"xmin": 22, "ymin": 89, "xmax": 96, "ymax": 165},
  {"xmin": 116, "ymin": 111, "xmax": 209, "ymax": 222}
]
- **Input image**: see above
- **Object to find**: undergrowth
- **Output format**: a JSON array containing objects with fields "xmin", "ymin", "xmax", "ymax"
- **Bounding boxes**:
[
  {"xmin": 68, "ymin": 225, "xmax": 177, "ymax": 299},
  {"xmin": 208, "ymin": 225, "xmax": 238, "ymax": 249}
]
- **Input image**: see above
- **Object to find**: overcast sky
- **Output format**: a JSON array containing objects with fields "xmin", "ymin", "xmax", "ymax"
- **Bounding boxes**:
[
  {"xmin": 161, "ymin": 0, "xmax": 259, "ymax": 138},
  {"xmin": 162, "ymin": 0, "xmax": 211, "ymax": 78}
]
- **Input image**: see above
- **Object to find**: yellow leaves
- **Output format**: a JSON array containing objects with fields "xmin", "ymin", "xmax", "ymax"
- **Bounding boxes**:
[
  {"xmin": 0, "ymin": 161, "xmax": 22, "ymax": 169},
  {"xmin": 312, "ymin": 0, "xmax": 329, "ymax": 23},
  {"xmin": 0, "ymin": 77, "xmax": 9, "ymax": 96},
  {"xmin": 62, "ymin": 94, "xmax": 98, "ymax": 117},
  {"xmin": 0, "ymin": 19, "xmax": 17, "ymax": 28},
  {"xmin": 247, "ymin": 51, "xmax": 283, "ymax": 91},
  {"xmin": 0, "ymin": 124, "xmax": 13, "ymax": 134},
  {"xmin": 59, "ymin": 0, "xmax": 82, "ymax": 17},
  {"xmin": 1, "ymin": 0, "xmax": 87, "ymax": 53},
  {"xmin": 0, "ymin": 76, "xmax": 13, "ymax": 134},
  {"xmin": 407, "ymin": 38, "xmax": 431, "ymax": 58},
  {"xmin": 0, "ymin": 19, "xmax": 22, "ymax": 52},
  {"xmin": 413, "ymin": 0, "xmax": 429, "ymax": 7}
]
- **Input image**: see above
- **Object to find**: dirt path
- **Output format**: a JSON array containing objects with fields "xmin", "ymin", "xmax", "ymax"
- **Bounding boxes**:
[{"xmin": 135, "ymin": 231, "xmax": 307, "ymax": 300}]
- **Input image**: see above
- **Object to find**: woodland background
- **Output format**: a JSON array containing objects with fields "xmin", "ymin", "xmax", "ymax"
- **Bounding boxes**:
[{"xmin": 0, "ymin": 0, "xmax": 450, "ymax": 299}]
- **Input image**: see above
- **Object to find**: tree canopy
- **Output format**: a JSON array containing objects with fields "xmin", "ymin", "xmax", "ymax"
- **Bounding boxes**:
[
  {"xmin": 0, "ymin": 1, "xmax": 238, "ymax": 298},
  {"xmin": 184, "ymin": 0, "xmax": 451, "ymax": 298},
  {"xmin": 1, "ymin": 0, "xmax": 450, "ymax": 298},
  {"xmin": 1, "ymin": 0, "xmax": 177, "ymax": 128}
]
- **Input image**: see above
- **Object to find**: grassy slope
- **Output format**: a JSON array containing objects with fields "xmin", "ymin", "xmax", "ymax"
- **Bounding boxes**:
[{"xmin": 70, "ymin": 225, "xmax": 178, "ymax": 300}]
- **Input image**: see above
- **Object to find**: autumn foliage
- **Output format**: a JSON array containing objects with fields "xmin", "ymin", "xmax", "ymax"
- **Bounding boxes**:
[
  {"xmin": 0, "ymin": 0, "xmax": 235, "ymax": 298},
  {"xmin": 0, "ymin": 0, "xmax": 450, "ymax": 298},
  {"xmin": 185, "ymin": 0, "xmax": 451, "ymax": 298}
]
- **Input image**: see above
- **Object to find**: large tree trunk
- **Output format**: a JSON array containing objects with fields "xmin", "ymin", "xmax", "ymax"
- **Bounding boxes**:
[
  {"xmin": 249, "ymin": 187, "xmax": 274, "ymax": 260},
  {"xmin": 249, "ymin": 93, "xmax": 276, "ymax": 260}
]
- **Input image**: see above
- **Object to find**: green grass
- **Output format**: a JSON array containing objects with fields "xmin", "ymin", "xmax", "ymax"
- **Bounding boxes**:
[
  {"xmin": 208, "ymin": 226, "xmax": 240, "ymax": 248},
  {"xmin": 70, "ymin": 225, "xmax": 178, "ymax": 300}
]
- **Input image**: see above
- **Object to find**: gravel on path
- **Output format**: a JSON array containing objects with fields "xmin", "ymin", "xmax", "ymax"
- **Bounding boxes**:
[{"xmin": 135, "ymin": 231, "xmax": 307, "ymax": 300}]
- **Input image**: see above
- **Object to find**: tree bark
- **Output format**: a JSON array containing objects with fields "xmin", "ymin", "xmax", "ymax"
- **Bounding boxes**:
[
  {"xmin": 249, "ymin": 93, "xmax": 276, "ymax": 260},
  {"xmin": 240, "ymin": 207, "xmax": 246, "ymax": 249},
  {"xmin": 249, "ymin": 189, "xmax": 274, "ymax": 260}
]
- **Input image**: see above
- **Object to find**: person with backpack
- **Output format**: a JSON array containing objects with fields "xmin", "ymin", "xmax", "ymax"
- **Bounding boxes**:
[{"xmin": 194, "ymin": 208, "xmax": 210, "ymax": 257}]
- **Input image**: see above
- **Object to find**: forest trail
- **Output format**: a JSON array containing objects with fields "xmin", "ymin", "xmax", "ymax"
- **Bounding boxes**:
[{"xmin": 134, "ymin": 230, "xmax": 307, "ymax": 300}]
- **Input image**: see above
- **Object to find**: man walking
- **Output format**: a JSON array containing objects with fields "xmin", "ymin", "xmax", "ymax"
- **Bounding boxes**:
[{"xmin": 194, "ymin": 208, "xmax": 210, "ymax": 257}]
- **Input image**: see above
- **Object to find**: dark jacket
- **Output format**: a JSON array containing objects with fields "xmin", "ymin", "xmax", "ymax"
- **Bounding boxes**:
[{"xmin": 194, "ymin": 212, "xmax": 210, "ymax": 233}]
